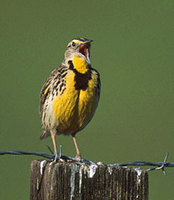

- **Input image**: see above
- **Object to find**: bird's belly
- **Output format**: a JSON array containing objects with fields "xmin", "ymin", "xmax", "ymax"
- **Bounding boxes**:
[{"xmin": 52, "ymin": 82, "xmax": 98, "ymax": 135}]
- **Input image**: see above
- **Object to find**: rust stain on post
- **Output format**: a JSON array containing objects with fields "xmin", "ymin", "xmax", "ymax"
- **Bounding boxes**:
[{"xmin": 30, "ymin": 160, "xmax": 148, "ymax": 200}]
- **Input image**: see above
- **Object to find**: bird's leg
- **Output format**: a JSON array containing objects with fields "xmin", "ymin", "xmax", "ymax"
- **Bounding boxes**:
[
  {"xmin": 72, "ymin": 134, "xmax": 81, "ymax": 158},
  {"xmin": 51, "ymin": 131, "xmax": 59, "ymax": 161}
]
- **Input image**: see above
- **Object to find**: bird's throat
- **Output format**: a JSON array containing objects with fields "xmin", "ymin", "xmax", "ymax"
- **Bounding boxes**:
[{"xmin": 72, "ymin": 56, "xmax": 88, "ymax": 74}]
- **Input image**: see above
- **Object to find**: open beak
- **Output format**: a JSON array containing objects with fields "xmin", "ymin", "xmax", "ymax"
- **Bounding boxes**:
[{"xmin": 78, "ymin": 40, "xmax": 93, "ymax": 59}]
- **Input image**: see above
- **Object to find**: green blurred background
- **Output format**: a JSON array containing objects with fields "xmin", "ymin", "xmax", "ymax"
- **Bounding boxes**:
[{"xmin": 0, "ymin": 0, "xmax": 174, "ymax": 199}]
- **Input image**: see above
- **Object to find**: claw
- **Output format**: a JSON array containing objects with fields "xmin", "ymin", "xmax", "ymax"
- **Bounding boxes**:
[{"xmin": 53, "ymin": 152, "xmax": 60, "ymax": 162}]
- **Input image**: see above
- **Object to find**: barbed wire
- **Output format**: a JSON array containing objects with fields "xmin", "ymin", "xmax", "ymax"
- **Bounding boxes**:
[{"xmin": 0, "ymin": 146, "xmax": 173, "ymax": 175}]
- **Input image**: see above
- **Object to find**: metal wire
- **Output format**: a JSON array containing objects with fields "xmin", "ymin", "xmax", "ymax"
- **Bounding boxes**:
[{"xmin": 0, "ymin": 147, "xmax": 172, "ymax": 175}]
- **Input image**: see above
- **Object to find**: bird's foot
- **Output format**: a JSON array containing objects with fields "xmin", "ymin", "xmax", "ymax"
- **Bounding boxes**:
[
  {"xmin": 75, "ymin": 153, "xmax": 81, "ymax": 159},
  {"xmin": 53, "ymin": 145, "xmax": 63, "ymax": 163}
]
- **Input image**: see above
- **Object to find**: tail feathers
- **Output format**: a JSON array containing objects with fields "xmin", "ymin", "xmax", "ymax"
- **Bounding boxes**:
[{"xmin": 40, "ymin": 131, "xmax": 50, "ymax": 140}]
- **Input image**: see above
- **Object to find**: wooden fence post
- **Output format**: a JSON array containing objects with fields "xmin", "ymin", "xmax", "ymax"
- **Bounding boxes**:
[{"xmin": 30, "ymin": 160, "xmax": 148, "ymax": 200}]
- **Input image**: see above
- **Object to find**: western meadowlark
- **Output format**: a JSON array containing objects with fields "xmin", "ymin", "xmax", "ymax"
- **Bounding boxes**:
[{"xmin": 39, "ymin": 38, "xmax": 100, "ymax": 160}]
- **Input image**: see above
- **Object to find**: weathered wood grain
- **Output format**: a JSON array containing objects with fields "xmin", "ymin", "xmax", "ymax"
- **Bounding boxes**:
[{"xmin": 30, "ymin": 160, "xmax": 148, "ymax": 200}]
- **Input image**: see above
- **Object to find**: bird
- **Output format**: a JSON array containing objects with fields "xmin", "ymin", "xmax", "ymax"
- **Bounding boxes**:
[{"xmin": 39, "ymin": 38, "xmax": 100, "ymax": 160}]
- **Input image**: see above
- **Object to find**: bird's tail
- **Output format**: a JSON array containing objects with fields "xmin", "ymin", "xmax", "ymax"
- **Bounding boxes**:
[{"xmin": 40, "ymin": 130, "xmax": 50, "ymax": 140}]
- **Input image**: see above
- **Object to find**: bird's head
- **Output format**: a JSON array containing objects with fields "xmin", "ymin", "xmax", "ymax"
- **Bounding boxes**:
[{"xmin": 64, "ymin": 38, "xmax": 93, "ymax": 67}]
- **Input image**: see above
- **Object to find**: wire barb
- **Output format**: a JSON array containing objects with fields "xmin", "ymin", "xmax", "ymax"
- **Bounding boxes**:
[
  {"xmin": 59, "ymin": 145, "xmax": 62, "ymax": 158},
  {"xmin": 47, "ymin": 145, "xmax": 54, "ymax": 154},
  {"xmin": 146, "ymin": 152, "xmax": 169, "ymax": 175}
]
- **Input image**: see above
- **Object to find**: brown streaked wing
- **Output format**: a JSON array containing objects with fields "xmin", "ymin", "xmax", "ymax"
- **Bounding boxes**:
[{"xmin": 39, "ymin": 66, "xmax": 59, "ymax": 118}]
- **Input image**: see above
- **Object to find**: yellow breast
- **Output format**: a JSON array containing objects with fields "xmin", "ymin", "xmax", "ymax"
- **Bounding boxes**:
[
  {"xmin": 52, "ymin": 70, "xmax": 99, "ymax": 134},
  {"xmin": 78, "ymin": 73, "xmax": 99, "ymax": 129}
]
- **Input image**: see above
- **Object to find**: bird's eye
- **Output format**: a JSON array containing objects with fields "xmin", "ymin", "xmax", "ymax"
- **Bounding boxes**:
[{"xmin": 72, "ymin": 42, "xmax": 76, "ymax": 47}]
